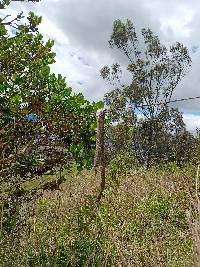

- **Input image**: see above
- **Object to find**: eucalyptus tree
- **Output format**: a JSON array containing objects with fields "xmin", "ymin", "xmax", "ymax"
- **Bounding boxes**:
[{"xmin": 101, "ymin": 19, "xmax": 194, "ymax": 166}]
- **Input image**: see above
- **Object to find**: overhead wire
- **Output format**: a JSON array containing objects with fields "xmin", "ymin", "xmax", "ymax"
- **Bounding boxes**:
[{"xmin": 101, "ymin": 95, "xmax": 200, "ymax": 114}]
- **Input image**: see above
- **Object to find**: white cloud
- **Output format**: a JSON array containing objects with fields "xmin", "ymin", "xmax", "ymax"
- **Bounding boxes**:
[
  {"xmin": 3, "ymin": 0, "xmax": 200, "ymax": 130},
  {"xmin": 183, "ymin": 114, "xmax": 200, "ymax": 134},
  {"xmin": 23, "ymin": 0, "xmax": 200, "ymax": 108}
]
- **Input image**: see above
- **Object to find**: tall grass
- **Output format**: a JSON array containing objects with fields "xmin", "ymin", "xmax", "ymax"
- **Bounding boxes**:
[{"xmin": 0, "ymin": 164, "xmax": 199, "ymax": 266}]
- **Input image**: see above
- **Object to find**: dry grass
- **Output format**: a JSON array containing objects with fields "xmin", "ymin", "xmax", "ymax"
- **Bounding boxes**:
[{"xmin": 1, "ymin": 164, "xmax": 199, "ymax": 266}]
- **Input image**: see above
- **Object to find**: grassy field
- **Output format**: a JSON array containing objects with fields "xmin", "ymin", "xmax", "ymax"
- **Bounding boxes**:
[{"xmin": 1, "ymin": 164, "xmax": 200, "ymax": 266}]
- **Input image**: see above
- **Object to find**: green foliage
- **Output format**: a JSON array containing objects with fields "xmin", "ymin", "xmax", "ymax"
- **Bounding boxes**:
[
  {"xmin": 101, "ymin": 19, "xmax": 196, "ymax": 167},
  {"xmin": 0, "ymin": 5, "xmax": 101, "ymax": 204},
  {"xmin": 107, "ymin": 151, "xmax": 136, "ymax": 186},
  {"xmin": 102, "ymin": 20, "xmax": 191, "ymax": 116}
]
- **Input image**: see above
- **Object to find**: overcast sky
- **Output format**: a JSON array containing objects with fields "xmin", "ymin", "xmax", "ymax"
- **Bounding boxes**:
[{"xmin": 4, "ymin": 0, "xmax": 200, "ymax": 132}]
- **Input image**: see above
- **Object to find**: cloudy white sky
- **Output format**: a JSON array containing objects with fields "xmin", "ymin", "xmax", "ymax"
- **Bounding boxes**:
[{"xmin": 3, "ymin": 0, "xmax": 200, "ymax": 132}]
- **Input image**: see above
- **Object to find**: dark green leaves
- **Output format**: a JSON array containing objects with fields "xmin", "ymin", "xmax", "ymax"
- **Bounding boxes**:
[
  {"xmin": 0, "ymin": 6, "xmax": 99, "ymax": 188},
  {"xmin": 94, "ymin": 101, "xmax": 104, "ymax": 110}
]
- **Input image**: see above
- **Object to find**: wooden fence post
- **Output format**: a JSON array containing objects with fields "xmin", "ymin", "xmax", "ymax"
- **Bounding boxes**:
[{"xmin": 94, "ymin": 109, "xmax": 106, "ymax": 203}]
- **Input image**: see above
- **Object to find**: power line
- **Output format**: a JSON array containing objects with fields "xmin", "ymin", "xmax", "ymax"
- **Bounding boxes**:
[
  {"xmin": 136, "ymin": 95, "xmax": 200, "ymax": 108},
  {"xmin": 102, "ymin": 95, "xmax": 200, "ymax": 113},
  {"xmin": 166, "ymin": 95, "xmax": 200, "ymax": 104}
]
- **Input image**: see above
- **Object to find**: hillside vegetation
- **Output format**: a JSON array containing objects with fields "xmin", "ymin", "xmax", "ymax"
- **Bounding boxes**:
[
  {"xmin": 1, "ymin": 2, "xmax": 200, "ymax": 266},
  {"xmin": 1, "ymin": 163, "xmax": 200, "ymax": 266}
]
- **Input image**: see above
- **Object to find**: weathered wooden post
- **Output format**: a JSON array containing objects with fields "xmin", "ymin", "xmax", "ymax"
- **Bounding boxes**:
[{"xmin": 94, "ymin": 109, "xmax": 106, "ymax": 203}]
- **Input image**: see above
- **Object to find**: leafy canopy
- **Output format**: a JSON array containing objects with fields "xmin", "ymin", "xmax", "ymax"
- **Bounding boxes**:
[
  {"xmin": 101, "ymin": 19, "xmax": 191, "ymax": 121},
  {"xmin": 101, "ymin": 19, "xmax": 195, "ymax": 167},
  {"xmin": 0, "ymin": 5, "xmax": 103, "ymax": 191}
]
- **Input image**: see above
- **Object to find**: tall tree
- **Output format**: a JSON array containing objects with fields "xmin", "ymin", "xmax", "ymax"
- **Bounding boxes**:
[{"xmin": 101, "ymin": 19, "xmax": 194, "ymax": 167}]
